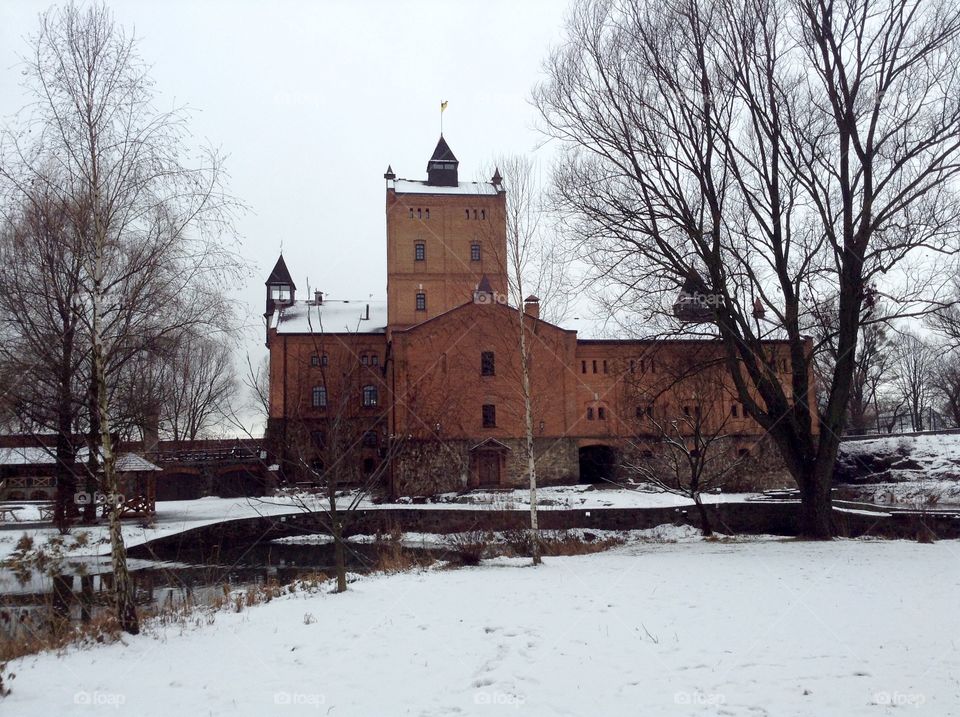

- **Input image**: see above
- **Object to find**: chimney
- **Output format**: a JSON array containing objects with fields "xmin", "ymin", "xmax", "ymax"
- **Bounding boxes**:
[
  {"xmin": 314, "ymin": 290, "xmax": 324, "ymax": 305},
  {"xmin": 524, "ymin": 295, "xmax": 540, "ymax": 320},
  {"xmin": 364, "ymin": 303, "xmax": 370, "ymax": 320}
]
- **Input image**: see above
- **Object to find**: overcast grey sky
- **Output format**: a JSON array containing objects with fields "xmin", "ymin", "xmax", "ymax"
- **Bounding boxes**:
[{"xmin": 0, "ymin": 0, "xmax": 572, "ymax": 374}]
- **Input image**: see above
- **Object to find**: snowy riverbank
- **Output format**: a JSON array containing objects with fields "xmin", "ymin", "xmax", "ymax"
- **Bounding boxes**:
[{"xmin": 4, "ymin": 536, "xmax": 958, "ymax": 716}]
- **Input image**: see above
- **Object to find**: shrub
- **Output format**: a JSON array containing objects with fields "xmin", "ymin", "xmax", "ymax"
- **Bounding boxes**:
[{"xmin": 443, "ymin": 530, "xmax": 491, "ymax": 565}]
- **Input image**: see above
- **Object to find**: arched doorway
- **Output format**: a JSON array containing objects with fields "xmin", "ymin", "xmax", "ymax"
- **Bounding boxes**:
[{"xmin": 578, "ymin": 445, "xmax": 617, "ymax": 484}]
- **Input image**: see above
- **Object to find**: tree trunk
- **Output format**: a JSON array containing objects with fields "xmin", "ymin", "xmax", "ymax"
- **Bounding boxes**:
[
  {"xmin": 692, "ymin": 493, "xmax": 712, "ymax": 537},
  {"xmin": 798, "ymin": 466, "xmax": 834, "ymax": 539},
  {"xmin": 79, "ymin": 574, "xmax": 94, "ymax": 623},
  {"xmin": 329, "ymin": 487, "xmax": 347, "ymax": 593},
  {"xmin": 92, "ymin": 277, "xmax": 140, "ymax": 634},
  {"xmin": 517, "ymin": 309, "xmax": 540, "ymax": 566}
]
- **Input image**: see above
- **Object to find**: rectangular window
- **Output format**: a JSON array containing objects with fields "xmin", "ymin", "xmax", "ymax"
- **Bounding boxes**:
[
  {"xmin": 481, "ymin": 351, "xmax": 495, "ymax": 376},
  {"xmin": 636, "ymin": 404, "xmax": 653, "ymax": 419},
  {"xmin": 630, "ymin": 359, "xmax": 635, "ymax": 373},
  {"xmin": 587, "ymin": 407, "xmax": 595, "ymax": 421},
  {"xmin": 482, "ymin": 404, "xmax": 496, "ymax": 428},
  {"xmin": 321, "ymin": 354, "xmax": 328, "ymax": 367},
  {"xmin": 310, "ymin": 354, "xmax": 319, "ymax": 367},
  {"xmin": 415, "ymin": 242, "xmax": 425, "ymax": 261},
  {"xmin": 362, "ymin": 385, "xmax": 378, "ymax": 407},
  {"xmin": 361, "ymin": 355, "xmax": 369, "ymax": 366},
  {"xmin": 471, "ymin": 243, "xmax": 481, "ymax": 261},
  {"xmin": 581, "ymin": 360, "xmax": 587, "ymax": 374},
  {"xmin": 683, "ymin": 406, "xmax": 691, "ymax": 417},
  {"xmin": 598, "ymin": 407, "xmax": 606, "ymax": 420},
  {"xmin": 603, "ymin": 360, "xmax": 608, "ymax": 374},
  {"xmin": 270, "ymin": 285, "xmax": 291, "ymax": 301},
  {"xmin": 311, "ymin": 386, "xmax": 327, "ymax": 408},
  {"xmin": 731, "ymin": 404, "xmax": 739, "ymax": 418},
  {"xmin": 415, "ymin": 292, "xmax": 426, "ymax": 311},
  {"xmin": 362, "ymin": 431, "xmax": 378, "ymax": 447},
  {"xmin": 592, "ymin": 360, "xmax": 597, "ymax": 374},
  {"xmin": 371, "ymin": 355, "xmax": 379, "ymax": 366}
]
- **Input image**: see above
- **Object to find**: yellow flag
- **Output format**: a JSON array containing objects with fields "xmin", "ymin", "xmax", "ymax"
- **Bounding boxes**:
[{"xmin": 441, "ymin": 100, "xmax": 448, "ymax": 113}]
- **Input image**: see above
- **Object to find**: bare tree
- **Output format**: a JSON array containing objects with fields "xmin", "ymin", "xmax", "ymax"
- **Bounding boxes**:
[
  {"xmin": 488, "ymin": 156, "xmax": 569, "ymax": 566},
  {"xmin": 0, "ymin": 187, "xmax": 86, "ymax": 530},
  {"xmin": 930, "ymin": 350, "xmax": 960, "ymax": 427},
  {"xmin": 0, "ymin": 4, "xmax": 241, "ymax": 632},
  {"xmin": 158, "ymin": 332, "xmax": 237, "ymax": 441},
  {"xmin": 893, "ymin": 331, "xmax": 936, "ymax": 431},
  {"xmin": 534, "ymin": 0, "xmax": 960, "ymax": 537}
]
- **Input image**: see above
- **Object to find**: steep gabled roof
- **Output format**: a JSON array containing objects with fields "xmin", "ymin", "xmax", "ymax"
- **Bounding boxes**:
[
  {"xmin": 429, "ymin": 135, "xmax": 458, "ymax": 163},
  {"xmin": 266, "ymin": 255, "xmax": 296, "ymax": 290}
]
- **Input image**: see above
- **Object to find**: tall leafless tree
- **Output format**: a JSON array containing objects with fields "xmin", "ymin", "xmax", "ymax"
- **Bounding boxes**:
[
  {"xmin": 893, "ymin": 330, "xmax": 936, "ymax": 431},
  {"xmin": 1, "ymin": 4, "xmax": 241, "ymax": 632},
  {"xmin": 534, "ymin": 0, "xmax": 960, "ymax": 537}
]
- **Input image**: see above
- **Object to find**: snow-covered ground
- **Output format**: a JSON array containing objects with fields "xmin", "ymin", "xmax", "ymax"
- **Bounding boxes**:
[
  {"xmin": 838, "ymin": 433, "xmax": 960, "ymax": 507},
  {"xmin": 404, "ymin": 483, "xmax": 759, "ymax": 510},
  {"xmin": 5, "ymin": 537, "xmax": 958, "ymax": 716}
]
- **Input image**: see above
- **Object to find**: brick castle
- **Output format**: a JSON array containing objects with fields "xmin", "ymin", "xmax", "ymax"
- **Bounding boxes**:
[{"xmin": 264, "ymin": 136, "xmax": 810, "ymax": 495}]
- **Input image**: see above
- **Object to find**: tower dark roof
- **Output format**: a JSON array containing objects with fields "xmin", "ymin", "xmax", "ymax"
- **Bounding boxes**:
[
  {"xmin": 476, "ymin": 275, "xmax": 493, "ymax": 294},
  {"xmin": 429, "ymin": 135, "xmax": 458, "ymax": 163},
  {"xmin": 266, "ymin": 255, "xmax": 296, "ymax": 290},
  {"xmin": 427, "ymin": 135, "xmax": 460, "ymax": 187}
]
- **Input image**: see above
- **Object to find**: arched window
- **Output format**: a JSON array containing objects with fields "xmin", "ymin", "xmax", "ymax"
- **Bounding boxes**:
[
  {"xmin": 362, "ymin": 385, "xmax": 378, "ymax": 407},
  {"xmin": 312, "ymin": 386, "xmax": 327, "ymax": 408},
  {"xmin": 481, "ymin": 209, "xmax": 486, "ymax": 220}
]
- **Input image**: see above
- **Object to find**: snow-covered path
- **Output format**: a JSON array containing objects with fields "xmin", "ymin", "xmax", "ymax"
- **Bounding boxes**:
[{"xmin": 6, "ymin": 537, "xmax": 959, "ymax": 716}]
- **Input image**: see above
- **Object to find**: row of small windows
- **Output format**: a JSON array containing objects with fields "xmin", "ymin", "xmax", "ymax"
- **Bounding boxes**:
[
  {"xmin": 413, "ymin": 242, "xmax": 482, "ymax": 262},
  {"xmin": 631, "ymin": 402, "xmax": 741, "ymax": 419},
  {"xmin": 586, "ymin": 406, "xmax": 607, "ymax": 421},
  {"xmin": 310, "ymin": 353, "xmax": 379, "ymax": 367},
  {"xmin": 406, "ymin": 208, "xmax": 487, "ymax": 221},
  {"xmin": 581, "ymin": 358, "xmax": 658, "ymax": 374},
  {"xmin": 311, "ymin": 385, "xmax": 379, "ymax": 408}
]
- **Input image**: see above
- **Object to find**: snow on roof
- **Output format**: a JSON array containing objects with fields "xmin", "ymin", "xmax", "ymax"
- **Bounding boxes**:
[
  {"xmin": 0, "ymin": 447, "xmax": 160, "ymax": 472},
  {"xmin": 0, "ymin": 446, "xmax": 54, "ymax": 465},
  {"xmin": 272, "ymin": 299, "xmax": 387, "ymax": 335},
  {"xmin": 390, "ymin": 178, "xmax": 498, "ymax": 196}
]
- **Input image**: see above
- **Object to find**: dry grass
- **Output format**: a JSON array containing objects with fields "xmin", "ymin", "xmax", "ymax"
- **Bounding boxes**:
[
  {"xmin": 442, "ymin": 530, "xmax": 492, "ymax": 565},
  {"xmin": 0, "ymin": 610, "xmax": 122, "ymax": 663},
  {"xmin": 373, "ymin": 528, "xmax": 435, "ymax": 573}
]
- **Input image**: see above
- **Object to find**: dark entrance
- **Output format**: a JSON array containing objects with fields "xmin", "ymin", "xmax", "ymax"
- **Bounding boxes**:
[
  {"xmin": 578, "ymin": 445, "xmax": 617, "ymax": 484},
  {"xmin": 476, "ymin": 450, "xmax": 501, "ymax": 487}
]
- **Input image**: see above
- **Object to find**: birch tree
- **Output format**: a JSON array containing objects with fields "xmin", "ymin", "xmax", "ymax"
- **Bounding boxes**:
[{"xmin": 1, "ymin": 3, "xmax": 240, "ymax": 632}]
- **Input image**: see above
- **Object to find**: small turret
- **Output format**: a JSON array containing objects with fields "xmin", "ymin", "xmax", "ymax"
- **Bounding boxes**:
[
  {"xmin": 265, "ymin": 254, "xmax": 296, "ymax": 319},
  {"xmin": 426, "ymin": 135, "xmax": 459, "ymax": 187}
]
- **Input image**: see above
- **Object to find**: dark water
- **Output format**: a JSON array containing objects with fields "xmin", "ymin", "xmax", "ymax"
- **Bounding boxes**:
[{"xmin": 0, "ymin": 537, "xmax": 429, "ymax": 636}]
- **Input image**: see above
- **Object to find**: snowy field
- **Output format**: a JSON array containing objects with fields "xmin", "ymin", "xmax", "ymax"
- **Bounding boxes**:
[{"xmin": 5, "ymin": 536, "xmax": 958, "ymax": 716}]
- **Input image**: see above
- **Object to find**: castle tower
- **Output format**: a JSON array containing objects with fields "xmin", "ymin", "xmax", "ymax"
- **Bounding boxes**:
[{"xmin": 384, "ymin": 136, "xmax": 508, "ymax": 329}]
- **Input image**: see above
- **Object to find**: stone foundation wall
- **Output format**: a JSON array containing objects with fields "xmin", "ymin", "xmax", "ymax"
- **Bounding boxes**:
[{"xmin": 617, "ymin": 434, "xmax": 795, "ymax": 492}]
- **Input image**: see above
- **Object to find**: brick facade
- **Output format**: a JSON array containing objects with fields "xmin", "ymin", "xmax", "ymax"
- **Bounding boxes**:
[{"xmin": 265, "ymin": 136, "xmax": 814, "ymax": 495}]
